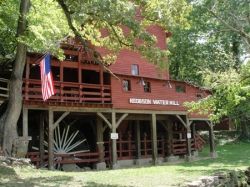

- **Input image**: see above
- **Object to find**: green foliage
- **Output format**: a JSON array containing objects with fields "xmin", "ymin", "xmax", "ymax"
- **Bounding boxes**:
[
  {"xmin": 0, "ymin": 0, "xmax": 19, "ymax": 64},
  {"xmin": 185, "ymin": 63, "xmax": 250, "ymax": 123},
  {"xmin": 56, "ymin": 0, "xmax": 191, "ymax": 67},
  {"xmin": 169, "ymin": 0, "xmax": 250, "ymax": 135},
  {"xmin": 168, "ymin": 1, "xmax": 241, "ymax": 85},
  {"xmin": 0, "ymin": 0, "xmax": 191, "ymax": 67}
]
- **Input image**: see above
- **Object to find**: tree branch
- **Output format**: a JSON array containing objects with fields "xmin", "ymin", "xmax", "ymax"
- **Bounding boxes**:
[
  {"xmin": 56, "ymin": 0, "xmax": 88, "ymax": 50},
  {"xmin": 207, "ymin": 8, "xmax": 250, "ymax": 45},
  {"xmin": 108, "ymin": 23, "xmax": 134, "ymax": 48},
  {"xmin": 56, "ymin": 0, "xmax": 119, "ymax": 79}
]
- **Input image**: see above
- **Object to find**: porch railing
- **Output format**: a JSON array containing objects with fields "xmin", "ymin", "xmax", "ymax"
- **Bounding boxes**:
[
  {"xmin": 171, "ymin": 135, "xmax": 205, "ymax": 155},
  {"xmin": 26, "ymin": 151, "xmax": 99, "ymax": 168},
  {"xmin": 104, "ymin": 133, "xmax": 166, "ymax": 163},
  {"xmin": 0, "ymin": 78, "xmax": 9, "ymax": 99},
  {"xmin": 23, "ymin": 79, "xmax": 111, "ymax": 103}
]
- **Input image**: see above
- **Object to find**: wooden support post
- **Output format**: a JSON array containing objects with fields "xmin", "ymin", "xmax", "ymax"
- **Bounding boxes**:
[
  {"xmin": 48, "ymin": 109, "xmax": 54, "ymax": 170},
  {"xmin": 151, "ymin": 113, "xmax": 157, "ymax": 165},
  {"xmin": 78, "ymin": 54, "xmax": 82, "ymax": 102},
  {"xmin": 111, "ymin": 111, "xmax": 118, "ymax": 168},
  {"xmin": 100, "ymin": 67, "xmax": 104, "ymax": 103},
  {"xmin": 60, "ymin": 61, "xmax": 63, "ymax": 102},
  {"xmin": 96, "ymin": 117, "xmax": 104, "ymax": 162},
  {"xmin": 135, "ymin": 120, "xmax": 141, "ymax": 159},
  {"xmin": 191, "ymin": 123, "xmax": 197, "ymax": 149},
  {"xmin": 144, "ymin": 133, "xmax": 147, "ymax": 157},
  {"xmin": 191, "ymin": 122, "xmax": 196, "ymax": 137},
  {"xmin": 22, "ymin": 107, "xmax": 28, "ymax": 137},
  {"xmin": 128, "ymin": 132, "xmax": 131, "ymax": 158},
  {"xmin": 39, "ymin": 112, "xmax": 45, "ymax": 167},
  {"xmin": 186, "ymin": 125, "xmax": 192, "ymax": 157},
  {"xmin": 167, "ymin": 121, "xmax": 173, "ymax": 156},
  {"xmin": 208, "ymin": 122, "xmax": 216, "ymax": 158}
]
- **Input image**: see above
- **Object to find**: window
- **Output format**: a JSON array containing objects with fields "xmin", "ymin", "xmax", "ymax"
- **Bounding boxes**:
[
  {"xmin": 143, "ymin": 81, "xmax": 151, "ymax": 92},
  {"xmin": 175, "ymin": 85, "xmax": 186, "ymax": 93},
  {"xmin": 196, "ymin": 93, "xmax": 203, "ymax": 100},
  {"xmin": 122, "ymin": 79, "xmax": 131, "ymax": 91},
  {"xmin": 131, "ymin": 64, "xmax": 139, "ymax": 75}
]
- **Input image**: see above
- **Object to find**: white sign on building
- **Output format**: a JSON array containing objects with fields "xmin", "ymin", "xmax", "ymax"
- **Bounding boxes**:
[
  {"xmin": 110, "ymin": 133, "xmax": 119, "ymax": 140},
  {"xmin": 129, "ymin": 98, "xmax": 180, "ymax": 106}
]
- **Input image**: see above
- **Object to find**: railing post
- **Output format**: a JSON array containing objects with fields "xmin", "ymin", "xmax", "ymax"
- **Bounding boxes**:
[
  {"xmin": 144, "ymin": 133, "xmax": 147, "ymax": 157},
  {"xmin": 119, "ymin": 132, "xmax": 122, "ymax": 159},
  {"xmin": 161, "ymin": 135, "xmax": 165, "ymax": 157},
  {"xmin": 128, "ymin": 132, "xmax": 131, "ymax": 158},
  {"xmin": 100, "ymin": 67, "xmax": 104, "ymax": 104}
]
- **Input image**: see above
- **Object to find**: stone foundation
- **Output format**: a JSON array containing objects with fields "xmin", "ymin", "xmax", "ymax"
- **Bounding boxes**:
[
  {"xmin": 135, "ymin": 158, "xmax": 152, "ymax": 166},
  {"xmin": 165, "ymin": 155, "xmax": 179, "ymax": 162},
  {"xmin": 210, "ymin": 152, "xmax": 218, "ymax": 158},
  {"xmin": 94, "ymin": 162, "xmax": 106, "ymax": 170}
]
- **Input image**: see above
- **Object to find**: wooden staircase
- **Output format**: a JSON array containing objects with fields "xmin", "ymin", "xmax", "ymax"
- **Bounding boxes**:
[{"xmin": 0, "ymin": 78, "xmax": 9, "ymax": 105}]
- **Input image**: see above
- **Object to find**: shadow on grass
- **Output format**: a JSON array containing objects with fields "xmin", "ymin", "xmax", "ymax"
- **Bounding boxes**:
[
  {"xmin": 0, "ymin": 165, "xmax": 16, "ymax": 176},
  {"xmin": 0, "ymin": 171, "xmax": 73, "ymax": 187},
  {"xmin": 85, "ymin": 182, "xmax": 133, "ymax": 187}
]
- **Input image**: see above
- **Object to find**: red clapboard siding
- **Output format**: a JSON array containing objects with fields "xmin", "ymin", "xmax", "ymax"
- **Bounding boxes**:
[
  {"xmin": 98, "ymin": 25, "xmax": 169, "ymax": 80},
  {"xmin": 110, "ymin": 75, "xmax": 209, "ymax": 114}
]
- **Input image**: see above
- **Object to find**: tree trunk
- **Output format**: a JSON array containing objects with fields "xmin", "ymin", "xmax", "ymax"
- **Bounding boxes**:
[
  {"xmin": 239, "ymin": 121, "xmax": 250, "ymax": 140},
  {"xmin": 0, "ymin": 0, "xmax": 30, "ymax": 156}
]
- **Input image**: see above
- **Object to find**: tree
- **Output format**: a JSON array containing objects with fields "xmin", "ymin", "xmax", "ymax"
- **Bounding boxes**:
[
  {"xmin": 0, "ymin": 0, "xmax": 30, "ymax": 155},
  {"xmin": 0, "ymin": 0, "xmax": 191, "ymax": 155},
  {"xmin": 168, "ymin": 0, "xmax": 250, "ymax": 138},
  {"xmin": 186, "ymin": 63, "xmax": 250, "ymax": 138},
  {"xmin": 168, "ymin": 0, "xmax": 243, "ymax": 85}
]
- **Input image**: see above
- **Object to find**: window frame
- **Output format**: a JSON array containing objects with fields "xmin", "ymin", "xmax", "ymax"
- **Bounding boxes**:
[
  {"xmin": 131, "ymin": 64, "xmax": 139, "ymax": 76},
  {"xmin": 143, "ymin": 81, "xmax": 151, "ymax": 93},
  {"xmin": 175, "ymin": 84, "xmax": 186, "ymax": 93},
  {"xmin": 122, "ymin": 79, "xmax": 131, "ymax": 92}
]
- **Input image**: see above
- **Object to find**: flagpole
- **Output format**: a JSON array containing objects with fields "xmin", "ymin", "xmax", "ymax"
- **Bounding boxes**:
[{"xmin": 32, "ymin": 52, "xmax": 49, "ymax": 65}]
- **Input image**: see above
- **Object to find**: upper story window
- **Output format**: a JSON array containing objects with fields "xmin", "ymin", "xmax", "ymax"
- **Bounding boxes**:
[
  {"xmin": 175, "ymin": 85, "xmax": 186, "ymax": 93},
  {"xmin": 131, "ymin": 64, "xmax": 139, "ymax": 76},
  {"xmin": 196, "ymin": 93, "xmax": 203, "ymax": 100},
  {"xmin": 143, "ymin": 81, "xmax": 151, "ymax": 93},
  {"xmin": 122, "ymin": 79, "xmax": 131, "ymax": 91}
]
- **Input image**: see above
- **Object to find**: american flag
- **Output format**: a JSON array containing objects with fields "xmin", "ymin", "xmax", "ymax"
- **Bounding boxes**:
[{"xmin": 40, "ymin": 54, "xmax": 55, "ymax": 101}]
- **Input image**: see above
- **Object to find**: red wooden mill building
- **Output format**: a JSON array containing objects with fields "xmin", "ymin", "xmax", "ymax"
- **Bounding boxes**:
[{"xmin": 0, "ymin": 25, "xmax": 216, "ymax": 170}]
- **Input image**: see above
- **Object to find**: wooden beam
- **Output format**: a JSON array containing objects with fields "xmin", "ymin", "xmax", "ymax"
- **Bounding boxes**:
[
  {"xmin": 39, "ymin": 112, "xmax": 45, "ymax": 167},
  {"xmin": 158, "ymin": 120, "xmax": 168, "ymax": 132},
  {"xmin": 116, "ymin": 113, "xmax": 128, "ymax": 128},
  {"xmin": 22, "ymin": 107, "xmax": 28, "ymax": 137},
  {"xmin": 111, "ymin": 111, "xmax": 118, "ymax": 168},
  {"xmin": 97, "ymin": 112, "xmax": 112, "ymax": 129},
  {"xmin": 135, "ymin": 120, "xmax": 141, "ymax": 159},
  {"xmin": 176, "ymin": 115, "xmax": 187, "ymax": 128},
  {"xmin": 167, "ymin": 121, "xmax": 173, "ymax": 156},
  {"xmin": 48, "ymin": 109, "xmax": 54, "ymax": 170},
  {"xmin": 151, "ymin": 113, "xmax": 157, "ymax": 165},
  {"xmin": 53, "ymin": 111, "xmax": 70, "ymax": 129},
  {"xmin": 96, "ymin": 117, "xmax": 104, "ymax": 162},
  {"xmin": 186, "ymin": 125, "xmax": 192, "ymax": 157},
  {"xmin": 102, "ymin": 124, "xmax": 108, "ymax": 133},
  {"xmin": 205, "ymin": 120, "xmax": 212, "ymax": 127}
]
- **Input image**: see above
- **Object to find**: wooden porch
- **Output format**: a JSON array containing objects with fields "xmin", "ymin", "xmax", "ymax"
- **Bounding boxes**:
[
  {"xmin": 26, "ymin": 132, "xmax": 205, "ymax": 169},
  {"xmin": 23, "ymin": 78, "xmax": 112, "ymax": 104}
]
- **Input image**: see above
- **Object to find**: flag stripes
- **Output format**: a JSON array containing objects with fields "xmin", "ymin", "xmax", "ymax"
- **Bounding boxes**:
[{"xmin": 40, "ymin": 54, "xmax": 55, "ymax": 101}]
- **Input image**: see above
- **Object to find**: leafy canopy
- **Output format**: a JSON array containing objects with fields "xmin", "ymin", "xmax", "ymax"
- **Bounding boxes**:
[{"xmin": 0, "ymin": 0, "xmax": 191, "ymax": 68}]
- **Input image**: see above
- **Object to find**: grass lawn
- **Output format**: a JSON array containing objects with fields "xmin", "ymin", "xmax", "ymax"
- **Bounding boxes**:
[{"xmin": 1, "ymin": 141, "xmax": 250, "ymax": 187}]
